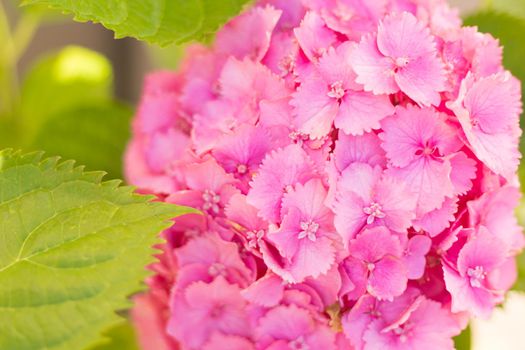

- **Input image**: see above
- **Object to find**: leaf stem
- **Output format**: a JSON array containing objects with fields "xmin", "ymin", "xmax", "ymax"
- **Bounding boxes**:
[{"xmin": 0, "ymin": 2, "xmax": 40, "ymax": 118}]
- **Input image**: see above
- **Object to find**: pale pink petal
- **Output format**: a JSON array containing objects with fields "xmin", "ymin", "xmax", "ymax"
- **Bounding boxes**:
[
  {"xmin": 215, "ymin": 5, "xmax": 282, "ymax": 61},
  {"xmin": 247, "ymin": 144, "xmax": 317, "ymax": 223},
  {"xmin": 395, "ymin": 54, "xmax": 445, "ymax": 107},
  {"xmin": 241, "ymin": 273, "xmax": 284, "ymax": 307},
  {"xmin": 294, "ymin": 11, "xmax": 338, "ymax": 62},
  {"xmin": 449, "ymin": 152, "xmax": 477, "ymax": 195},
  {"xmin": 350, "ymin": 34, "xmax": 397, "ymax": 94},
  {"xmin": 463, "ymin": 72, "xmax": 522, "ymax": 134},
  {"xmin": 334, "ymin": 90, "xmax": 395, "ymax": 136},
  {"xmin": 334, "ymin": 131, "xmax": 386, "ymax": 172},
  {"xmin": 377, "ymin": 12, "xmax": 435, "ymax": 60},
  {"xmin": 388, "ymin": 157, "xmax": 454, "ymax": 216},
  {"xmin": 413, "ymin": 197, "xmax": 458, "ymax": 237}
]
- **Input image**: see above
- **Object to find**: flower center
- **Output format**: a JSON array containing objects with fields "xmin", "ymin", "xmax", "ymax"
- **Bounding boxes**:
[
  {"xmin": 209, "ymin": 303, "xmax": 225, "ymax": 319},
  {"xmin": 415, "ymin": 142, "xmax": 440, "ymax": 158},
  {"xmin": 236, "ymin": 164, "xmax": 248, "ymax": 174},
  {"xmin": 289, "ymin": 336, "xmax": 309, "ymax": 350},
  {"xmin": 467, "ymin": 266, "xmax": 486, "ymax": 288},
  {"xmin": 395, "ymin": 57, "xmax": 410, "ymax": 68},
  {"xmin": 298, "ymin": 220, "xmax": 320, "ymax": 242},
  {"xmin": 327, "ymin": 81, "xmax": 346, "ymax": 100},
  {"xmin": 246, "ymin": 229, "xmax": 265, "ymax": 248},
  {"xmin": 392, "ymin": 322, "xmax": 413, "ymax": 343},
  {"xmin": 202, "ymin": 190, "xmax": 221, "ymax": 214},
  {"xmin": 363, "ymin": 202, "xmax": 386, "ymax": 224},
  {"xmin": 208, "ymin": 263, "xmax": 227, "ymax": 277},
  {"xmin": 279, "ymin": 55, "xmax": 296, "ymax": 76}
]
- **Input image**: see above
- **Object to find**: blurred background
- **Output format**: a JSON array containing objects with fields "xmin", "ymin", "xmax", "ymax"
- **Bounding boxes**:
[{"xmin": 1, "ymin": 0, "xmax": 524, "ymax": 349}]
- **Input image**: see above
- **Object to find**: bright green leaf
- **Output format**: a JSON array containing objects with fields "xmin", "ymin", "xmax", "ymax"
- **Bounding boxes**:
[
  {"xmin": 89, "ymin": 320, "xmax": 139, "ymax": 350},
  {"xmin": 20, "ymin": 46, "xmax": 113, "ymax": 142},
  {"xmin": 20, "ymin": 0, "xmax": 251, "ymax": 46},
  {"xmin": 30, "ymin": 103, "xmax": 132, "ymax": 179},
  {"xmin": 454, "ymin": 325, "xmax": 471, "ymax": 350},
  {"xmin": 0, "ymin": 149, "xmax": 195, "ymax": 350}
]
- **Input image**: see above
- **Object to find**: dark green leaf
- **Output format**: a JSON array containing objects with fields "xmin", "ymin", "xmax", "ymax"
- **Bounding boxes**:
[{"xmin": 30, "ymin": 103, "xmax": 132, "ymax": 179}]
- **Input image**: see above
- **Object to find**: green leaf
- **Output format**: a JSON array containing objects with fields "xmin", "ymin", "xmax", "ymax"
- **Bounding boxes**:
[
  {"xmin": 454, "ymin": 325, "xmax": 471, "ymax": 350},
  {"xmin": 0, "ymin": 149, "xmax": 195, "ymax": 350},
  {"xmin": 20, "ymin": 0, "xmax": 251, "ymax": 46},
  {"xmin": 89, "ymin": 320, "xmax": 139, "ymax": 350},
  {"xmin": 491, "ymin": 0, "xmax": 525, "ymax": 22},
  {"xmin": 19, "ymin": 46, "xmax": 113, "ymax": 142},
  {"xmin": 30, "ymin": 103, "xmax": 132, "ymax": 179}
]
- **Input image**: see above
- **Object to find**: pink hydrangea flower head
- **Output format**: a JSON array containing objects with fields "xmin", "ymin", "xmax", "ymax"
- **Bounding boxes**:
[{"xmin": 126, "ymin": 0, "xmax": 524, "ymax": 348}]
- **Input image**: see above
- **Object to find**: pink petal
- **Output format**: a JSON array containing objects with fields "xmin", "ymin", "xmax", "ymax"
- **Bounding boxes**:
[
  {"xmin": 294, "ymin": 11, "xmax": 338, "ymax": 62},
  {"xmin": 388, "ymin": 157, "xmax": 454, "ymax": 216},
  {"xmin": 215, "ymin": 5, "xmax": 282, "ymax": 61},
  {"xmin": 413, "ymin": 197, "xmax": 458, "ymax": 237},
  {"xmin": 334, "ymin": 90, "xmax": 395, "ymax": 136},
  {"xmin": 241, "ymin": 273, "xmax": 284, "ymax": 307},
  {"xmin": 377, "ymin": 12, "xmax": 435, "ymax": 60},
  {"xmin": 247, "ymin": 144, "xmax": 317, "ymax": 223},
  {"xmin": 350, "ymin": 34, "xmax": 397, "ymax": 94},
  {"xmin": 449, "ymin": 152, "xmax": 477, "ymax": 195},
  {"xmin": 368, "ymin": 255, "xmax": 408, "ymax": 300},
  {"xmin": 334, "ymin": 131, "xmax": 387, "ymax": 172},
  {"xmin": 463, "ymin": 72, "xmax": 522, "ymax": 134}
]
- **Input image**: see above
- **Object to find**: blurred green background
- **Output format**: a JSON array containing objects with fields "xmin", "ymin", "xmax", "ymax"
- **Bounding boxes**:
[{"xmin": 0, "ymin": 0, "xmax": 524, "ymax": 349}]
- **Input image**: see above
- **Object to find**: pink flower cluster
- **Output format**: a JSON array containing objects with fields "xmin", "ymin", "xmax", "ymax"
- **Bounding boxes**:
[{"xmin": 126, "ymin": 0, "xmax": 524, "ymax": 349}]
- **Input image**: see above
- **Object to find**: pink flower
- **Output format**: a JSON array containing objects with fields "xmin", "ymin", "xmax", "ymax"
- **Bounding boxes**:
[
  {"xmin": 341, "ymin": 227, "xmax": 407, "ymax": 301},
  {"xmin": 255, "ymin": 304, "xmax": 336, "ymax": 350},
  {"xmin": 168, "ymin": 276, "xmax": 251, "ymax": 349},
  {"xmin": 343, "ymin": 290, "xmax": 460, "ymax": 350},
  {"xmin": 265, "ymin": 179, "xmax": 338, "ymax": 282},
  {"xmin": 447, "ymin": 72, "xmax": 522, "ymax": 181},
  {"xmin": 333, "ymin": 163, "xmax": 416, "ymax": 244},
  {"xmin": 167, "ymin": 158, "xmax": 239, "ymax": 217},
  {"xmin": 174, "ymin": 233, "xmax": 254, "ymax": 289},
  {"xmin": 467, "ymin": 186, "xmax": 525, "ymax": 253},
  {"xmin": 350, "ymin": 12, "xmax": 445, "ymax": 106},
  {"xmin": 292, "ymin": 43, "xmax": 394, "ymax": 138},
  {"xmin": 247, "ymin": 144, "xmax": 318, "ymax": 223},
  {"xmin": 215, "ymin": 5, "xmax": 282, "ymax": 61},
  {"xmin": 294, "ymin": 11, "xmax": 338, "ymax": 62},
  {"xmin": 380, "ymin": 105, "xmax": 472, "ymax": 215},
  {"xmin": 213, "ymin": 124, "xmax": 275, "ymax": 191},
  {"xmin": 443, "ymin": 227, "xmax": 509, "ymax": 318}
]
